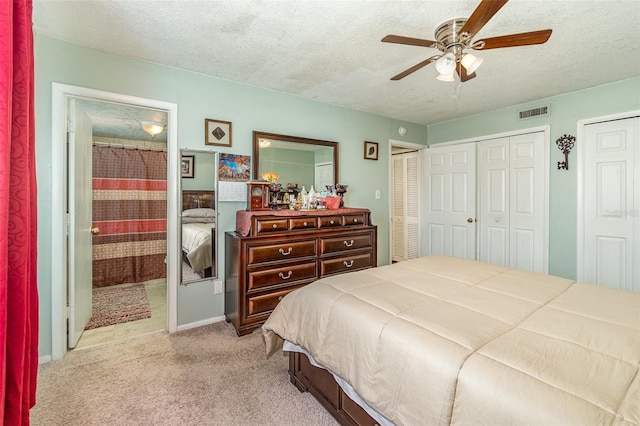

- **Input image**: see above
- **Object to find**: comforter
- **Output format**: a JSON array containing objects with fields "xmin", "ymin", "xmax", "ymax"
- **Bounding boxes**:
[
  {"xmin": 263, "ymin": 256, "xmax": 640, "ymax": 425},
  {"xmin": 182, "ymin": 222, "xmax": 214, "ymax": 273}
]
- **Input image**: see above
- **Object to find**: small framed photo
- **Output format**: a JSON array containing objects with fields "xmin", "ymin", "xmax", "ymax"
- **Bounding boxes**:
[
  {"xmin": 181, "ymin": 155, "xmax": 195, "ymax": 178},
  {"xmin": 205, "ymin": 119, "xmax": 232, "ymax": 147},
  {"xmin": 364, "ymin": 141, "xmax": 379, "ymax": 160}
]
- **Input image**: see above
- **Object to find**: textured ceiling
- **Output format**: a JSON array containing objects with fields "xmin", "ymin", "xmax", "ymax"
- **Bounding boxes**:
[
  {"xmin": 75, "ymin": 98, "xmax": 168, "ymax": 143},
  {"xmin": 34, "ymin": 0, "xmax": 640, "ymax": 128}
]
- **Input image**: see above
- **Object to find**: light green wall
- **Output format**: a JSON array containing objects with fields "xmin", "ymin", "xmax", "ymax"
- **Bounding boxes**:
[
  {"xmin": 259, "ymin": 148, "xmax": 315, "ymax": 189},
  {"xmin": 181, "ymin": 151, "xmax": 217, "ymax": 192},
  {"xmin": 34, "ymin": 35, "xmax": 427, "ymax": 358},
  {"xmin": 427, "ymin": 77, "xmax": 640, "ymax": 280}
]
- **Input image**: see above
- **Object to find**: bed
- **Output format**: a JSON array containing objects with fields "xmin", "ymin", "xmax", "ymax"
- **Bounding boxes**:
[
  {"xmin": 181, "ymin": 190, "xmax": 216, "ymax": 277},
  {"xmin": 262, "ymin": 255, "xmax": 640, "ymax": 425}
]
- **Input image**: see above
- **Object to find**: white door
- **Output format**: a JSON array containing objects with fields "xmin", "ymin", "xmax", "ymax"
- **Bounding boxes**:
[
  {"xmin": 392, "ymin": 151, "xmax": 420, "ymax": 261},
  {"xmin": 582, "ymin": 117, "xmax": 639, "ymax": 291},
  {"xmin": 478, "ymin": 132, "xmax": 546, "ymax": 272},
  {"xmin": 478, "ymin": 137, "xmax": 510, "ymax": 266},
  {"xmin": 423, "ymin": 143, "xmax": 476, "ymax": 259},
  {"xmin": 67, "ymin": 99, "xmax": 94, "ymax": 348},
  {"xmin": 315, "ymin": 162, "xmax": 333, "ymax": 191}
]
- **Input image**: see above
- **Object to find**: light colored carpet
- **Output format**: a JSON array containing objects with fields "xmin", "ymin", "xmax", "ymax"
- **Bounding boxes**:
[
  {"xmin": 31, "ymin": 322, "xmax": 339, "ymax": 426},
  {"xmin": 182, "ymin": 260, "xmax": 202, "ymax": 282}
]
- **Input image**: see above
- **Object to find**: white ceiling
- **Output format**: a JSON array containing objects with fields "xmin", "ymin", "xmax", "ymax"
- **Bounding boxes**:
[{"xmin": 33, "ymin": 0, "xmax": 640, "ymax": 127}]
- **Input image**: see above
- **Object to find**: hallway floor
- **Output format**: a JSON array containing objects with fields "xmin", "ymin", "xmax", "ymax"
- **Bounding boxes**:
[{"xmin": 74, "ymin": 279, "xmax": 167, "ymax": 350}]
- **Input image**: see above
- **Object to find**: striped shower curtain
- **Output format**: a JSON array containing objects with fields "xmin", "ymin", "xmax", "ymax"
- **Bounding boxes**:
[{"xmin": 92, "ymin": 146, "xmax": 167, "ymax": 287}]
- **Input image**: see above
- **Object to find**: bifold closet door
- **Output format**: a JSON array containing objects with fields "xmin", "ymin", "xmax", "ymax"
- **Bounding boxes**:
[
  {"xmin": 423, "ymin": 143, "xmax": 476, "ymax": 259},
  {"xmin": 478, "ymin": 132, "xmax": 545, "ymax": 272},
  {"xmin": 582, "ymin": 117, "xmax": 639, "ymax": 291}
]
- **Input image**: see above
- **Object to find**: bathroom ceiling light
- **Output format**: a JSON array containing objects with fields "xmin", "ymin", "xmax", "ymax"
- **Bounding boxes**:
[{"xmin": 141, "ymin": 121, "xmax": 165, "ymax": 137}]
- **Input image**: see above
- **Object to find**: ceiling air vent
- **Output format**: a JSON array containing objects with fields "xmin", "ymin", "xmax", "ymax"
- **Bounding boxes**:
[{"xmin": 518, "ymin": 105, "xmax": 549, "ymax": 120}]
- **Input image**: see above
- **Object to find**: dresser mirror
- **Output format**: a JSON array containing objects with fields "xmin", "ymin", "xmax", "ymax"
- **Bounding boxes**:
[
  {"xmin": 252, "ymin": 131, "xmax": 339, "ymax": 192},
  {"xmin": 180, "ymin": 149, "xmax": 218, "ymax": 284}
]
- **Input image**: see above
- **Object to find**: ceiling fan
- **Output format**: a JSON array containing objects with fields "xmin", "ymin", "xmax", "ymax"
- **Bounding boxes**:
[{"xmin": 382, "ymin": 0, "xmax": 552, "ymax": 82}]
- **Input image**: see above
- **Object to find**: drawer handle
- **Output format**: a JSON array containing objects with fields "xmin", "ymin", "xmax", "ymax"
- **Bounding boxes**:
[
  {"xmin": 343, "ymin": 260, "xmax": 354, "ymax": 268},
  {"xmin": 303, "ymin": 221, "xmax": 308, "ymax": 226},
  {"xmin": 278, "ymin": 271, "xmax": 292, "ymax": 280},
  {"xmin": 330, "ymin": 220, "xmax": 335, "ymax": 225},
  {"xmin": 279, "ymin": 247, "xmax": 292, "ymax": 256},
  {"xmin": 272, "ymin": 224, "xmax": 278, "ymax": 229},
  {"xmin": 343, "ymin": 239, "xmax": 354, "ymax": 247},
  {"xmin": 353, "ymin": 218, "xmax": 359, "ymax": 223}
]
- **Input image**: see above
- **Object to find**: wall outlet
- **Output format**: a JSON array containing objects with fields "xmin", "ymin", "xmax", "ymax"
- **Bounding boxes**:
[
  {"xmin": 375, "ymin": 189, "xmax": 381, "ymax": 200},
  {"xmin": 214, "ymin": 280, "xmax": 223, "ymax": 294}
]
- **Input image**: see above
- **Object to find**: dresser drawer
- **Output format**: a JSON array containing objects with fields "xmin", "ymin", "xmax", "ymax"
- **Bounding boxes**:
[
  {"xmin": 246, "ymin": 285, "xmax": 304, "ymax": 318},
  {"xmin": 320, "ymin": 233, "xmax": 373, "ymax": 255},
  {"xmin": 318, "ymin": 215, "xmax": 342, "ymax": 228},
  {"xmin": 290, "ymin": 217, "xmax": 317, "ymax": 231},
  {"xmin": 247, "ymin": 261, "xmax": 317, "ymax": 291},
  {"xmin": 247, "ymin": 239, "xmax": 316, "ymax": 264},
  {"xmin": 342, "ymin": 213, "xmax": 367, "ymax": 226},
  {"xmin": 320, "ymin": 252, "xmax": 373, "ymax": 276},
  {"xmin": 254, "ymin": 218, "xmax": 288, "ymax": 235}
]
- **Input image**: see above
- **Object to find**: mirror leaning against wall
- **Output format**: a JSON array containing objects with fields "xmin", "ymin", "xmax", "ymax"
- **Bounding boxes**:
[{"xmin": 180, "ymin": 149, "xmax": 218, "ymax": 284}]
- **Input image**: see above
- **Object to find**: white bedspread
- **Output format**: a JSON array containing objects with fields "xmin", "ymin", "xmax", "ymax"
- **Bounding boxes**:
[
  {"xmin": 263, "ymin": 255, "xmax": 640, "ymax": 425},
  {"xmin": 182, "ymin": 222, "xmax": 214, "ymax": 273}
]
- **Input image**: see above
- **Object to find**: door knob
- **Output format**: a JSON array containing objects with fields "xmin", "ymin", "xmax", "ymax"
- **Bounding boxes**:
[
  {"xmin": 467, "ymin": 218, "xmax": 474, "ymax": 223},
  {"xmin": 91, "ymin": 227, "xmax": 100, "ymax": 235}
]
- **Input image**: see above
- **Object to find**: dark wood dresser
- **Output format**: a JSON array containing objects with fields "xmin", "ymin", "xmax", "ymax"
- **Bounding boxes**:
[{"xmin": 225, "ymin": 208, "xmax": 377, "ymax": 336}]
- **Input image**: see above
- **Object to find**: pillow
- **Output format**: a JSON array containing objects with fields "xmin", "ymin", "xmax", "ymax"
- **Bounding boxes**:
[{"xmin": 182, "ymin": 208, "xmax": 215, "ymax": 218}]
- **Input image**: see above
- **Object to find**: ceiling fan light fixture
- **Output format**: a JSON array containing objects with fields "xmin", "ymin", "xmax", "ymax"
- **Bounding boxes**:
[
  {"xmin": 436, "ymin": 71, "xmax": 455, "ymax": 82},
  {"xmin": 435, "ymin": 52, "xmax": 456, "ymax": 75},
  {"xmin": 461, "ymin": 52, "xmax": 483, "ymax": 74},
  {"xmin": 141, "ymin": 121, "xmax": 165, "ymax": 137}
]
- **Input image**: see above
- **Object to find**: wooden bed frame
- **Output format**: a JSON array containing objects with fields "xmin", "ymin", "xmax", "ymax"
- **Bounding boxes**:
[
  {"xmin": 182, "ymin": 189, "xmax": 214, "ymax": 211},
  {"xmin": 288, "ymin": 351, "xmax": 378, "ymax": 426}
]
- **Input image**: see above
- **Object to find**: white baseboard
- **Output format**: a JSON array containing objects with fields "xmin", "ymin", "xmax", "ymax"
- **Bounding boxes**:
[
  {"xmin": 175, "ymin": 315, "xmax": 225, "ymax": 332},
  {"xmin": 39, "ymin": 355, "xmax": 53, "ymax": 365}
]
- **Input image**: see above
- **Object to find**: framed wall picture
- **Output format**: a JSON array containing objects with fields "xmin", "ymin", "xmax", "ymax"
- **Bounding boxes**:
[
  {"xmin": 364, "ymin": 141, "xmax": 379, "ymax": 160},
  {"xmin": 181, "ymin": 155, "xmax": 195, "ymax": 178},
  {"xmin": 205, "ymin": 118, "xmax": 232, "ymax": 147}
]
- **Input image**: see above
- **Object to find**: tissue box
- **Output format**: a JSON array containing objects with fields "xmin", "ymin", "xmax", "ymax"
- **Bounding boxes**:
[{"xmin": 319, "ymin": 196, "xmax": 341, "ymax": 210}]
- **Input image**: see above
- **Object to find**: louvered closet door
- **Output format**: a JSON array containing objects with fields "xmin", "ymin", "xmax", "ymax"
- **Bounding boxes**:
[{"xmin": 392, "ymin": 152, "xmax": 419, "ymax": 261}]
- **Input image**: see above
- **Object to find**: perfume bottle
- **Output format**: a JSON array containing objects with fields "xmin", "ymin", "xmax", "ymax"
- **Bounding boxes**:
[{"xmin": 309, "ymin": 185, "xmax": 316, "ymax": 207}]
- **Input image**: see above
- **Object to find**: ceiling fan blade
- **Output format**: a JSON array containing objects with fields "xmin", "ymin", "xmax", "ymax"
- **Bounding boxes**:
[
  {"xmin": 390, "ymin": 55, "xmax": 440, "ymax": 80},
  {"xmin": 473, "ymin": 29, "xmax": 552, "ymax": 49},
  {"xmin": 460, "ymin": 0, "xmax": 509, "ymax": 38},
  {"xmin": 456, "ymin": 62, "xmax": 476, "ymax": 82},
  {"xmin": 382, "ymin": 35, "xmax": 439, "ymax": 48}
]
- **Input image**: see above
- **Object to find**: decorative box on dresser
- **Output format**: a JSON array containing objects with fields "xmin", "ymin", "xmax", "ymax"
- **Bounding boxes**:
[{"xmin": 225, "ymin": 208, "xmax": 377, "ymax": 336}]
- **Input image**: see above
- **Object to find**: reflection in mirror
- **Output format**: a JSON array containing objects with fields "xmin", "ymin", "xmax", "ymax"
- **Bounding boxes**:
[
  {"xmin": 252, "ymin": 132, "xmax": 339, "ymax": 191},
  {"xmin": 180, "ymin": 150, "xmax": 218, "ymax": 284}
]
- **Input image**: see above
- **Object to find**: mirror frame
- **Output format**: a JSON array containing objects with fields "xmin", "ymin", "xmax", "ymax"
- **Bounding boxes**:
[{"xmin": 252, "ymin": 131, "xmax": 339, "ymax": 184}]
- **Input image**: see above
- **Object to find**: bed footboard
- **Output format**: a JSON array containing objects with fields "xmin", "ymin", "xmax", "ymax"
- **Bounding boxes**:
[{"xmin": 288, "ymin": 351, "xmax": 378, "ymax": 426}]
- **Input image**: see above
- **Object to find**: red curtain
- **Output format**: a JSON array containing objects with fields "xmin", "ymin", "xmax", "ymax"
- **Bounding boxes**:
[{"xmin": 0, "ymin": 0, "xmax": 39, "ymax": 425}]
